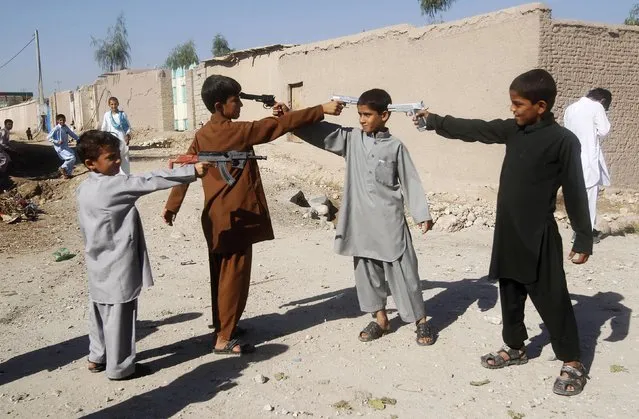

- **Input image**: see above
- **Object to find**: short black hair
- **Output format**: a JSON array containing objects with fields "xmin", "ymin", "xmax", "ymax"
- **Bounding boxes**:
[
  {"xmin": 4, "ymin": 119, "xmax": 12, "ymax": 125},
  {"xmin": 56, "ymin": 114, "xmax": 66, "ymax": 120},
  {"xmin": 586, "ymin": 88, "xmax": 612, "ymax": 111},
  {"xmin": 509, "ymin": 69, "xmax": 557, "ymax": 112},
  {"xmin": 357, "ymin": 88, "xmax": 392, "ymax": 114},
  {"xmin": 201, "ymin": 75, "xmax": 242, "ymax": 113},
  {"xmin": 108, "ymin": 96, "xmax": 119, "ymax": 103},
  {"xmin": 77, "ymin": 130, "xmax": 120, "ymax": 164}
]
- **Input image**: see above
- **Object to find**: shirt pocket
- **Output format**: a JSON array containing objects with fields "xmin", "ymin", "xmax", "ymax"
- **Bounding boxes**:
[{"xmin": 375, "ymin": 160, "xmax": 397, "ymax": 187}]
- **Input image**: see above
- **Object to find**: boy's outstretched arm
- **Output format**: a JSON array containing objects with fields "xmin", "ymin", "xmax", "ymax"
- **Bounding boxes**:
[
  {"xmin": 560, "ymin": 134, "xmax": 593, "ymax": 264},
  {"xmin": 162, "ymin": 139, "xmax": 200, "ymax": 225},
  {"xmin": 240, "ymin": 101, "xmax": 343, "ymax": 149},
  {"xmin": 114, "ymin": 163, "xmax": 208, "ymax": 206},
  {"xmin": 275, "ymin": 100, "xmax": 350, "ymax": 156},
  {"xmin": 414, "ymin": 110, "xmax": 515, "ymax": 145},
  {"xmin": 397, "ymin": 145, "xmax": 432, "ymax": 234}
]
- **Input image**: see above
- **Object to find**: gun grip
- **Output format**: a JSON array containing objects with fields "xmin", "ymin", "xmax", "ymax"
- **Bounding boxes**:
[{"xmin": 217, "ymin": 162, "xmax": 237, "ymax": 186}]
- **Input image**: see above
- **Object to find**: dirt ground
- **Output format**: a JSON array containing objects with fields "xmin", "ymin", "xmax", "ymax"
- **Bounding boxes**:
[{"xmin": 0, "ymin": 134, "xmax": 638, "ymax": 419}]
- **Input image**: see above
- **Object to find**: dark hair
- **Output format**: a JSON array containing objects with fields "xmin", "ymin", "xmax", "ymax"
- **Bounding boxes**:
[
  {"xmin": 509, "ymin": 69, "xmax": 557, "ymax": 112},
  {"xmin": 56, "ymin": 114, "xmax": 66, "ymax": 120},
  {"xmin": 586, "ymin": 88, "xmax": 612, "ymax": 111},
  {"xmin": 201, "ymin": 75, "xmax": 242, "ymax": 113},
  {"xmin": 357, "ymin": 88, "xmax": 392, "ymax": 114},
  {"xmin": 77, "ymin": 130, "xmax": 121, "ymax": 163},
  {"xmin": 108, "ymin": 96, "xmax": 119, "ymax": 103},
  {"xmin": 4, "ymin": 119, "xmax": 13, "ymax": 125}
]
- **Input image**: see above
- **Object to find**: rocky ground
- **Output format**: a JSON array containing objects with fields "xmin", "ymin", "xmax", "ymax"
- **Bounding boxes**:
[{"xmin": 0, "ymin": 133, "xmax": 637, "ymax": 418}]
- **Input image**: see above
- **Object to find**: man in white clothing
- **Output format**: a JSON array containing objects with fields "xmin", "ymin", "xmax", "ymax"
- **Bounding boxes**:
[{"xmin": 564, "ymin": 88, "xmax": 612, "ymax": 243}]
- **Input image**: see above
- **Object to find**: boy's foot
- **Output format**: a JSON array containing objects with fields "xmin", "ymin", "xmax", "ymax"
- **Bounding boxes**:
[
  {"xmin": 553, "ymin": 361, "xmax": 588, "ymax": 396},
  {"xmin": 415, "ymin": 319, "xmax": 437, "ymax": 346},
  {"xmin": 213, "ymin": 338, "xmax": 255, "ymax": 356},
  {"xmin": 358, "ymin": 310, "xmax": 390, "ymax": 342},
  {"xmin": 109, "ymin": 363, "xmax": 152, "ymax": 381},
  {"xmin": 480, "ymin": 344, "xmax": 528, "ymax": 369},
  {"xmin": 87, "ymin": 361, "xmax": 106, "ymax": 373}
]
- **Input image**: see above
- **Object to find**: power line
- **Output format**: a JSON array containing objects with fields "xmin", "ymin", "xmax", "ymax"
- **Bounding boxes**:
[{"xmin": 0, "ymin": 35, "xmax": 36, "ymax": 72}]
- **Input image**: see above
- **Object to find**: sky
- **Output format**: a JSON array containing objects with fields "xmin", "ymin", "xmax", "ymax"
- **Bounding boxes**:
[{"xmin": 0, "ymin": 0, "xmax": 636, "ymax": 96}]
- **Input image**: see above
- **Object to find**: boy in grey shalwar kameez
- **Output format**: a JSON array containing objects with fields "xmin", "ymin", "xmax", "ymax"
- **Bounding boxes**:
[
  {"xmin": 76, "ymin": 130, "xmax": 209, "ymax": 380},
  {"xmin": 288, "ymin": 89, "xmax": 436, "ymax": 345}
]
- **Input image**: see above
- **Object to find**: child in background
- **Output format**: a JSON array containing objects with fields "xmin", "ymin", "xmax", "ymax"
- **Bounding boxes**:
[
  {"xmin": 101, "ymin": 96, "xmax": 132, "ymax": 174},
  {"xmin": 48, "ymin": 114, "xmax": 79, "ymax": 179},
  {"xmin": 76, "ymin": 130, "xmax": 209, "ymax": 380}
]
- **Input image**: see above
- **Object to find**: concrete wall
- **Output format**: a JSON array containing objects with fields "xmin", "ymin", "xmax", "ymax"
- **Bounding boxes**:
[
  {"xmin": 0, "ymin": 100, "xmax": 39, "ymax": 133},
  {"xmin": 542, "ymin": 21, "xmax": 639, "ymax": 187}
]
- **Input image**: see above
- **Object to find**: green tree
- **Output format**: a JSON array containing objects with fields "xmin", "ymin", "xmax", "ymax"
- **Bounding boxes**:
[
  {"xmin": 625, "ymin": 3, "xmax": 639, "ymax": 25},
  {"xmin": 165, "ymin": 40, "xmax": 199, "ymax": 70},
  {"xmin": 91, "ymin": 13, "xmax": 131, "ymax": 72},
  {"xmin": 211, "ymin": 33, "xmax": 233, "ymax": 57},
  {"xmin": 418, "ymin": 0, "xmax": 457, "ymax": 19}
]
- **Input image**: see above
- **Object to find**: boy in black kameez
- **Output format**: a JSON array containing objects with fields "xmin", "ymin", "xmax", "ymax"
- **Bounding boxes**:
[{"xmin": 414, "ymin": 69, "xmax": 592, "ymax": 396}]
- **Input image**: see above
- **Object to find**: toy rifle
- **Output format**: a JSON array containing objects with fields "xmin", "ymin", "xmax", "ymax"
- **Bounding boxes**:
[
  {"xmin": 239, "ymin": 92, "xmax": 276, "ymax": 108},
  {"xmin": 169, "ymin": 151, "xmax": 267, "ymax": 186}
]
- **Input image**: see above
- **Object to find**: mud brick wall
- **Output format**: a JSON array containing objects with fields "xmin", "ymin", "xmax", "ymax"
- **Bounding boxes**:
[{"xmin": 542, "ymin": 21, "xmax": 639, "ymax": 187}]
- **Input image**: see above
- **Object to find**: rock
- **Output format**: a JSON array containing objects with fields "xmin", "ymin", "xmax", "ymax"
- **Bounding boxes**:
[
  {"xmin": 315, "ymin": 204, "xmax": 329, "ymax": 216},
  {"xmin": 467, "ymin": 212, "xmax": 477, "ymax": 223},
  {"xmin": 290, "ymin": 191, "xmax": 310, "ymax": 207},
  {"xmin": 434, "ymin": 214, "xmax": 462, "ymax": 232},
  {"xmin": 254, "ymin": 374, "xmax": 268, "ymax": 384},
  {"xmin": 619, "ymin": 207, "xmax": 629, "ymax": 215},
  {"xmin": 309, "ymin": 195, "xmax": 329, "ymax": 207},
  {"xmin": 484, "ymin": 315, "xmax": 502, "ymax": 325},
  {"xmin": 17, "ymin": 182, "xmax": 42, "ymax": 199},
  {"xmin": 263, "ymin": 404, "xmax": 274, "ymax": 411}
]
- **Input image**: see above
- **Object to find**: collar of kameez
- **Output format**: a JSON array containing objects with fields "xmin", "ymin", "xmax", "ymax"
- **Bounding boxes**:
[
  {"xmin": 365, "ymin": 129, "xmax": 391, "ymax": 140},
  {"xmin": 522, "ymin": 113, "xmax": 555, "ymax": 133},
  {"xmin": 211, "ymin": 113, "xmax": 230, "ymax": 123}
]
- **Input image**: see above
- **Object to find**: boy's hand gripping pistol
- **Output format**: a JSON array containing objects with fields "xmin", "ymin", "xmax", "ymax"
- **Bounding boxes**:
[
  {"xmin": 169, "ymin": 151, "xmax": 267, "ymax": 186},
  {"xmin": 388, "ymin": 101, "xmax": 428, "ymax": 131}
]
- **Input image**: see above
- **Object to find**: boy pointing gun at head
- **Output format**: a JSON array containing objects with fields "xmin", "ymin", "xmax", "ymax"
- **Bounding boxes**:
[
  {"xmin": 276, "ymin": 88, "xmax": 436, "ymax": 346},
  {"xmin": 414, "ymin": 69, "xmax": 592, "ymax": 396}
]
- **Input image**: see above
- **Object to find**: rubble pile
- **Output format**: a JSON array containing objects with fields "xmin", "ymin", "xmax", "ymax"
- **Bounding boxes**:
[{"xmin": 0, "ymin": 181, "xmax": 49, "ymax": 224}]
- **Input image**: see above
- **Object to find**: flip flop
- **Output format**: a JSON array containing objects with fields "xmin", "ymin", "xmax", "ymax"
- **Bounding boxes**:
[
  {"xmin": 213, "ymin": 339, "xmax": 255, "ymax": 356},
  {"xmin": 358, "ymin": 321, "xmax": 389, "ymax": 342}
]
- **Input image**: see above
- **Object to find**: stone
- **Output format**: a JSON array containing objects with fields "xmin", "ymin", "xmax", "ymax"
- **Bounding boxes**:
[
  {"xmin": 315, "ymin": 204, "xmax": 329, "ymax": 216},
  {"xmin": 254, "ymin": 374, "xmax": 268, "ymax": 384},
  {"xmin": 264, "ymin": 404, "xmax": 274, "ymax": 411},
  {"xmin": 290, "ymin": 191, "xmax": 310, "ymax": 207}
]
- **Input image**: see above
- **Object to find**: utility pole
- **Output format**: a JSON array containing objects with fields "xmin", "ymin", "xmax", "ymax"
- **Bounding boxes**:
[{"xmin": 35, "ymin": 29, "xmax": 47, "ymax": 132}]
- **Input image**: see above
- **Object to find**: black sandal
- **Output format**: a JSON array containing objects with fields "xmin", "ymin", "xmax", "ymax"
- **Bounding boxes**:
[
  {"xmin": 415, "ymin": 322, "xmax": 437, "ymax": 346},
  {"xmin": 480, "ymin": 345, "xmax": 528, "ymax": 369},
  {"xmin": 358, "ymin": 321, "xmax": 389, "ymax": 342},
  {"xmin": 87, "ymin": 361, "xmax": 106, "ymax": 373},
  {"xmin": 213, "ymin": 339, "xmax": 255, "ymax": 356},
  {"xmin": 553, "ymin": 364, "xmax": 589, "ymax": 396}
]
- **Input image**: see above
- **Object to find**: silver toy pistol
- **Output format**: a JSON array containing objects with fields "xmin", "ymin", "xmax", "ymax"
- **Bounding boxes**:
[{"xmin": 388, "ymin": 101, "xmax": 428, "ymax": 131}]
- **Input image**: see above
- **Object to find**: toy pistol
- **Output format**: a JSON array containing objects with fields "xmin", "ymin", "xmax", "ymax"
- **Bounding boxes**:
[
  {"xmin": 331, "ymin": 95, "xmax": 360, "ymax": 106},
  {"xmin": 239, "ymin": 92, "xmax": 276, "ymax": 108},
  {"xmin": 388, "ymin": 101, "xmax": 428, "ymax": 131},
  {"xmin": 169, "ymin": 151, "xmax": 267, "ymax": 186}
]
